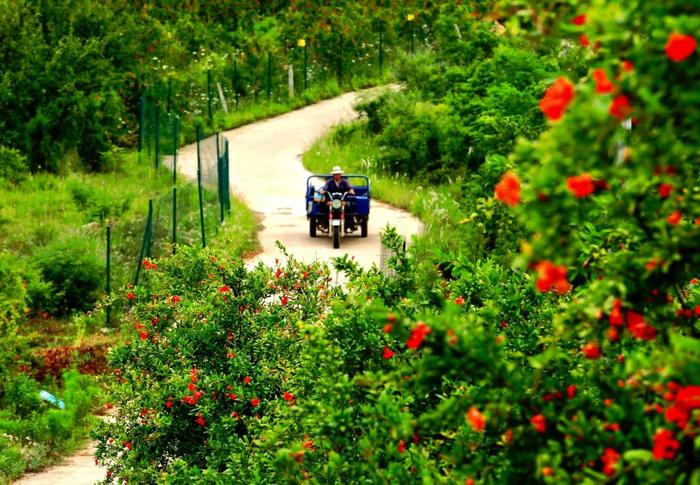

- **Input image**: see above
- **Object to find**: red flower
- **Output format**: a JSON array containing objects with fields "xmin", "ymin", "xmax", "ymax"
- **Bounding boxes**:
[
  {"xmin": 540, "ymin": 77, "xmax": 575, "ymax": 121},
  {"xmin": 275, "ymin": 268, "xmax": 282, "ymax": 279},
  {"xmin": 127, "ymin": 292, "xmax": 135, "ymax": 300},
  {"xmin": 188, "ymin": 382, "xmax": 196, "ymax": 392},
  {"xmin": 567, "ymin": 385, "xmax": 577, "ymax": 399},
  {"xmin": 621, "ymin": 60, "xmax": 634, "ymax": 72},
  {"xmin": 171, "ymin": 295, "xmax": 181, "ymax": 303},
  {"xmin": 531, "ymin": 414, "xmax": 546, "ymax": 433},
  {"xmin": 123, "ymin": 441, "xmax": 132, "ymax": 450},
  {"xmin": 542, "ymin": 467, "xmax": 553, "ymax": 477},
  {"xmin": 579, "ymin": 33, "xmax": 590, "ymax": 47},
  {"xmin": 609, "ymin": 95, "xmax": 632, "ymax": 121},
  {"xmin": 397, "ymin": 439, "xmax": 406, "ymax": 453},
  {"xmin": 665, "ymin": 33, "xmax": 697, "ymax": 62},
  {"xmin": 165, "ymin": 399, "xmax": 173, "ymax": 409},
  {"xmin": 467, "ymin": 406, "xmax": 486, "ymax": 432},
  {"xmin": 601, "ymin": 448, "xmax": 620, "ymax": 477},
  {"xmin": 243, "ymin": 376, "xmax": 252, "ymax": 384},
  {"xmin": 664, "ymin": 404, "xmax": 689, "ymax": 429},
  {"xmin": 406, "ymin": 321, "xmax": 432, "ymax": 350},
  {"xmin": 383, "ymin": 346, "xmax": 395, "ymax": 359},
  {"xmin": 494, "ymin": 171, "xmax": 521, "ymax": 207},
  {"xmin": 251, "ymin": 397, "xmax": 260, "ymax": 407},
  {"xmin": 283, "ymin": 391, "xmax": 294, "ymax": 402},
  {"xmin": 454, "ymin": 296, "xmax": 465, "ymax": 305},
  {"xmin": 652, "ymin": 428, "xmax": 680, "ymax": 460},
  {"xmin": 571, "ymin": 14, "xmax": 586, "ymax": 25},
  {"xmin": 675, "ymin": 385, "xmax": 700, "ymax": 412},
  {"xmin": 582, "ymin": 342, "xmax": 601, "ymax": 359},
  {"xmin": 609, "ymin": 299, "xmax": 624, "ymax": 326},
  {"xmin": 383, "ymin": 323, "xmax": 393, "ymax": 334},
  {"xmin": 195, "ymin": 413, "xmax": 206, "ymax": 427},
  {"xmin": 667, "ymin": 211, "xmax": 682, "ymax": 225},
  {"xmin": 139, "ymin": 330, "xmax": 149, "ymax": 340},
  {"xmin": 566, "ymin": 173, "xmax": 595, "ymax": 198},
  {"xmin": 534, "ymin": 261, "xmax": 570, "ymax": 295},
  {"xmin": 219, "ymin": 285, "xmax": 230, "ymax": 293},
  {"xmin": 626, "ymin": 311, "xmax": 657, "ymax": 340},
  {"xmin": 280, "ymin": 295, "xmax": 289, "ymax": 306},
  {"xmin": 592, "ymin": 68, "xmax": 614, "ymax": 94},
  {"xmin": 658, "ymin": 183, "xmax": 673, "ymax": 198}
]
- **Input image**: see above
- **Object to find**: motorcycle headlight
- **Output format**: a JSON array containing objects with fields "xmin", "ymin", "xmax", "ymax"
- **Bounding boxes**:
[{"xmin": 331, "ymin": 199, "xmax": 342, "ymax": 210}]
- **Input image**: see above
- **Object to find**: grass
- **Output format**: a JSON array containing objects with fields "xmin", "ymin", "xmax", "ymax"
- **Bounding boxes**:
[{"xmin": 302, "ymin": 120, "xmax": 458, "ymax": 219}]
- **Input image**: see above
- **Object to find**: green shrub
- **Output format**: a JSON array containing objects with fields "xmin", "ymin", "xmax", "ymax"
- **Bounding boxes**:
[
  {"xmin": 0, "ymin": 145, "xmax": 28, "ymax": 184},
  {"xmin": 34, "ymin": 237, "xmax": 103, "ymax": 316}
]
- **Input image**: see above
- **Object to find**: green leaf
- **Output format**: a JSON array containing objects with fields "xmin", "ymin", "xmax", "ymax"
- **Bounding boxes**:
[
  {"xmin": 623, "ymin": 449, "xmax": 653, "ymax": 463},
  {"xmin": 670, "ymin": 333, "xmax": 700, "ymax": 355}
]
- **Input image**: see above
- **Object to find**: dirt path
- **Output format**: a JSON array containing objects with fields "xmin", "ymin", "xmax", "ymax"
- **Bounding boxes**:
[
  {"xmin": 14, "ymin": 89, "xmax": 422, "ymax": 485},
  {"xmin": 12, "ymin": 443, "xmax": 105, "ymax": 485},
  {"xmin": 178, "ymin": 87, "xmax": 422, "ymax": 269}
]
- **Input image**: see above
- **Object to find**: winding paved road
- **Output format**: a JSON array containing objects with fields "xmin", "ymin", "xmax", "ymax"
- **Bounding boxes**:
[{"xmin": 178, "ymin": 87, "xmax": 422, "ymax": 269}]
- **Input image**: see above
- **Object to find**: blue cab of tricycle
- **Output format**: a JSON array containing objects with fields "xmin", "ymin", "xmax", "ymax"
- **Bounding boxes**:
[{"xmin": 306, "ymin": 174, "xmax": 371, "ymax": 240}]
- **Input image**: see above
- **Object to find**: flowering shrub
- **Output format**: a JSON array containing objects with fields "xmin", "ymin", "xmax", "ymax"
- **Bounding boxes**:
[{"xmin": 95, "ymin": 2, "xmax": 700, "ymax": 484}]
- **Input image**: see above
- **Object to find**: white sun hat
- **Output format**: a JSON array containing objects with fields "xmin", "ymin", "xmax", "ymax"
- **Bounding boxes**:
[{"xmin": 330, "ymin": 166, "xmax": 343, "ymax": 175}]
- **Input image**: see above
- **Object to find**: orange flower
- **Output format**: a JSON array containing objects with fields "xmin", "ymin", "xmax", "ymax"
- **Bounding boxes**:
[
  {"xmin": 592, "ymin": 68, "xmax": 614, "ymax": 94},
  {"xmin": 665, "ymin": 33, "xmax": 697, "ymax": 62},
  {"xmin": 494, "ymin": 171, "xmax": 521, "ymax": 207},
  {"xmin": 667, "ymin": 211, "xmax": 682, "ymax": 225},
  {"xmin": 467, "ymin": 406, "xmax": 486, "ymax": 432},
  {"xmin": 540, "ymin": 77, "xmax": 575, "ymax": 121}
]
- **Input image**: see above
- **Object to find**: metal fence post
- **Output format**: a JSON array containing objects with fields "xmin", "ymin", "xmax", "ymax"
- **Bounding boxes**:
[
  {"xmin": 266, "ymin": 51, "xmax": 272, "ymax": 102},
  {"xmin": 379, "ymin": 30, "xmax": 384, "ymax": 76},
  {"xmin": 134, "ymin": 199, "xmax": 153, "ymax": 286},
  {"xmin": 154, "ymin": 105, "xmax": 160, "ymax": 169},
  {"xmin": 166, "ymin": 79, "xmax": 172, "ymax": 113},
  {"xmin": 172, "ymin": 116, "xmax": 179, "ymax": 253},
  {"xmin": 207, "ymin": 69, "xmax": 213, "ymax": 122},
  {"xmin": 196, "ymin": 125, "xmax": 206, "ymax": 248},
  {"xmin": 217, "ymin": 132, "xmax": 224, "ymax": 223},
  {"xmin": 224, "ymin": 139, "xmax": 231, "ymax": 214},
  {"xmin": 303, "ymin": 41, "xmax": 308, "ymax": 90},
  {"xmin": 106, "ymin": 224, "xmax": 111, "ymax": 325},
  {"xmin": 138, "ymin": 94, "xmax": 146, "ymax": 161}
]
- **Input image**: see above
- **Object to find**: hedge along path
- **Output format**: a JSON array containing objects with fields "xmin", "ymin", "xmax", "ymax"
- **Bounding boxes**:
[
  {"xmin": 177, "ymin": 87, "xmax": 423, "ymax": 269},
  {"xmin": 13, "ymin": 90, "xmax": 422, "ymax": 485}
]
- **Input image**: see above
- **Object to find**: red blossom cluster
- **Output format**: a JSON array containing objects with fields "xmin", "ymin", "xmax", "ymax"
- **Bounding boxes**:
[
  {"xmin": 142, "ymin": 259, "xmax": 157, "ymax": 271},
  {"xmin": 539, "ymin": 77, "xmax": 575, "ymax": 121},
  {"xmin": 601, "ymin": 448, "xmax": 620, "ymax": 476},
  {"xmin": 494, "ymin": 172, "xmax": 521, "ymax": 207},
  {"xmin": 534, "ymin": 261, "xmax": 570, "ymax": 295},
  {"xmin": 608, "ymin": 300, "xmax": 658, "ymax": 341},
  {"xmin": 406, "ymin": 321, "xmax": 431, "ymax": 350}
]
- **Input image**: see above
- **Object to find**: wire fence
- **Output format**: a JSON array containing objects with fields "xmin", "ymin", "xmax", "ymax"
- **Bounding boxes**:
[{"xmin": 103, "ymin": 16, "xmax": 428, "ymax": 324}]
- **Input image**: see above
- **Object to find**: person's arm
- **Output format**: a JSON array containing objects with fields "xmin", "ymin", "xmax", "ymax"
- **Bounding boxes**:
[{"xmin": 346, "ymin": 180, "xmax": 355, "ymax": 195}]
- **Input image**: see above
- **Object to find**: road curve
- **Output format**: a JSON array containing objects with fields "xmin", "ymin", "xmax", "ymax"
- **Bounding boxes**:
[{"xmin": 177, "ymin": 88, "xmax": 423, "ymax": 269}]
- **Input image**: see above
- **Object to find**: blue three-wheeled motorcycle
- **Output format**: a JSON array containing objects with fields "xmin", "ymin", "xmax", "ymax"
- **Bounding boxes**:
[{"xmin": 305, "ymin": 174, "xmax": 371, "ymax": 249}]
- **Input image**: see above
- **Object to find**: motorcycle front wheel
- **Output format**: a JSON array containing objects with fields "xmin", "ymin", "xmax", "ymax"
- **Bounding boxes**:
[{"xmin": 332, "ymin": 225, "xmax": 340, "ymax": 249}]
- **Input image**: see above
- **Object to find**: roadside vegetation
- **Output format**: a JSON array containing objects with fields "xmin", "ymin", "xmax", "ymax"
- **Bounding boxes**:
[
  {"xmin": 2, "ymin": 0, "xmax": 700, "ymax": 484},
  {"xmin": 95, "ymin": 2, "xmax": 700, "ymax": 484}
]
